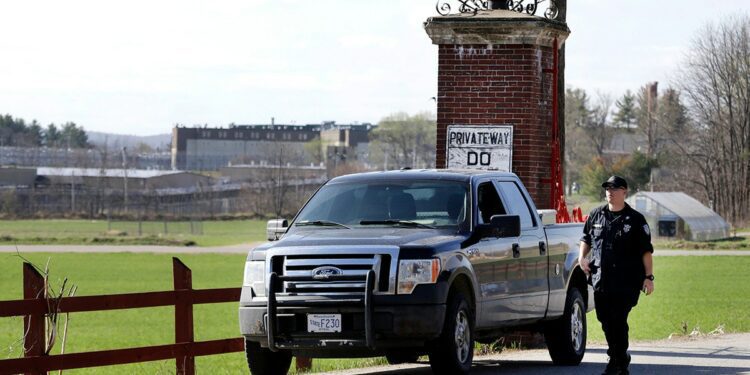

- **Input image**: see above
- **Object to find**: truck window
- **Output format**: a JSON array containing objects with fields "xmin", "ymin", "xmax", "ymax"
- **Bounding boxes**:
[
  {"xmin": 497, "ymin": 181, "xmax": 536, "ymax": 228},
  {"xmin": 477, "ymin": 182, "xmax": 506, "ymax": 224},
  {"xmin": 295, "ymin": 180, "xmax": 469, "ymax": 229}
]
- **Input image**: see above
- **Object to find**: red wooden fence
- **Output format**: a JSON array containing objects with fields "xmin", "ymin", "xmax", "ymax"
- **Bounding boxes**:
[{"xmin": 0, "ymin": 257, "xmax": 310, "ymax": 374}]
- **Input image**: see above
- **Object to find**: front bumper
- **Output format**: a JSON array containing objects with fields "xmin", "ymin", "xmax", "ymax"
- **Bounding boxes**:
[{"xmin": 239, "ymin": 271, "xmax": 446, "ymax": 352}]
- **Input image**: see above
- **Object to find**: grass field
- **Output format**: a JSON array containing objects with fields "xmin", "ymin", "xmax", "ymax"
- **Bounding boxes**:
[
  {"xmin": 0, "ymin": 219, "xmax": 267, "ymax": 247},
  {"xmin": 1, "ymin": 253, "xmax": 749, "ymax": 373}
]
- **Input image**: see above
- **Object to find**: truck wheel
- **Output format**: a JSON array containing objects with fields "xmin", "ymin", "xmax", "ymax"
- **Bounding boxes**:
[
  {"xmin": 244, "ymin": 339, "xmax": 292, "ymax": 375},
  {"xmin": 544, "ymin": 288, "xmax": 586, "ymax": 365},
  {"xmin": 428, "ymin": 292, "xmax": 474, "ymax": 374},
  {"xmin": 385, "ymin": 350, "xmax": 420, "ymax": 365}
]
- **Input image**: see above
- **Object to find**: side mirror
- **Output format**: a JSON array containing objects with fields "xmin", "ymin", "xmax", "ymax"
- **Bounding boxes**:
[
  {"xmin": 477, "ymin": 214, "xmax": 520, "ymax": 238},
  {"xmin": 266, "ymin": 219, "xmax": 288, "ymax": 241}
]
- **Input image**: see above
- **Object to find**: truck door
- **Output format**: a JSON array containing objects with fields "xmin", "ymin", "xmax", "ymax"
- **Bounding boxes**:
[
  {"xmin": 472, "ymin": 181, "xmax": 524, "ymax": 326},
  {"xmin": 495, "ymin": 180, "xmax": 549, "ymax": 319}
]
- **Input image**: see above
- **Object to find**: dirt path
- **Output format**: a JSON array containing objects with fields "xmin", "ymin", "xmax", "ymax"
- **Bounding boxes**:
[{"xmin": 321, "ymin": 333, "xmax": 750, "ymax": 374}]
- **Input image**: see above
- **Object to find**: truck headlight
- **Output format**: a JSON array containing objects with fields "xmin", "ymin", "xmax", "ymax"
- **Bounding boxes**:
[
  {"xmin": 243, "ymin": 261, "xmax": 266, "ymax": 297},
  {"xmin": 397, "ymin": 259, "xmax": 441, "ymax": 294}
]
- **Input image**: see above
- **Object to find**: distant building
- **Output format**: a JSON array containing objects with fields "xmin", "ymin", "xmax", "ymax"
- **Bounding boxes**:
[
  {"xmin": 36, "ymin": 167, "xmax": 211, "ymax": 190},
  {"xmin": 171, "ymin": 121, "xmax": 374, "ymax": 170},
  {"xmin": 603, "ymin": 131, "xmax": 648, "ymax": 156},
  {"xmin": 0, "ymin": 166, "xmax": 37, "ymax": 187},
  {"xmin": 219, "ymin": 164, "xmax": 326, "ymax": 183},
  {"xmin": 627, "ymin": 191, "xmax": 730, "ymax": 241}
]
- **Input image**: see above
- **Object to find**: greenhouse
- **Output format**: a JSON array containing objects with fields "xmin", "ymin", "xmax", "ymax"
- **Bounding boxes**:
[{"xmin": 627, "ymin": 192, "xmax": 730, "ymax": 241}]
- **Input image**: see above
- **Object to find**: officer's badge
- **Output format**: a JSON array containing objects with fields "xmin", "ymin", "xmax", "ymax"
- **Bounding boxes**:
[
  {"xmin": 623, "ymin": 224, "xmax": 631, "ymax": 233},
  {"xmin": 643, "ymin": 224, "xmax": 650, "ymax": 236}
]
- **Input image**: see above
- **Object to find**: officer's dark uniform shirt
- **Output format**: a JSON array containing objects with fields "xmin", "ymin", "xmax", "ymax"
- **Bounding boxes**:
[{"xmin": 581, "ymin": 203, "xmax": 654, "ymax": 298}]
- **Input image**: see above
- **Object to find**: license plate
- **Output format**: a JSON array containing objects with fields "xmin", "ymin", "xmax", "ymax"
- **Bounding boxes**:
[{"xmin": 307, "ymin": 314, "xmax": 342, "ymax": 333}]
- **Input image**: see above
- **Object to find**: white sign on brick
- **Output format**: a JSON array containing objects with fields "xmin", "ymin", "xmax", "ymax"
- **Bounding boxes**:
[{"xmin": 446, "ymin": 125, "xmax": 513, "ymax": 171}]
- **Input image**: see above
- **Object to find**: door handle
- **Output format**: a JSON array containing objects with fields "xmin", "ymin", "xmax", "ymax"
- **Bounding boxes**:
[
  {"xmin": 512, "ymin": 243, "xmax": 520, "ymax": 258},
  {"xmin": 539, "ymin": 241, "xmax": 547, "ymax": 256}
]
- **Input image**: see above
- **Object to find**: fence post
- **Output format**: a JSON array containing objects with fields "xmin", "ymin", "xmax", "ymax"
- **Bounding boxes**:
[
  {"xmin": 173, "ymin": 257, "xmax": 195, "ymax": 375},
  {"xmin": 23, "ymin": 263, "xmax": 46, "ymax": 375}
]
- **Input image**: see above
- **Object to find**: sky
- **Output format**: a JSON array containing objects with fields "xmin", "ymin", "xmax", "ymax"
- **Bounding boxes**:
[{"xmin": 1, "ymin": 0, "xmax": 748, "ymax": 136}]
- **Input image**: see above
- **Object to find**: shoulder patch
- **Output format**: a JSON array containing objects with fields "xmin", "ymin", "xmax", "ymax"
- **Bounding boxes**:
[{"xmin": 643, "ymin": 224, "xmax": 650, "ymax": 236}]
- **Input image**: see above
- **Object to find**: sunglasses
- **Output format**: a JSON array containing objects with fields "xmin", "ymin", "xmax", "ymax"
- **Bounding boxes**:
[{"xmin": 604, "ymin": 186, "xmax": 625, "ymax": 191}]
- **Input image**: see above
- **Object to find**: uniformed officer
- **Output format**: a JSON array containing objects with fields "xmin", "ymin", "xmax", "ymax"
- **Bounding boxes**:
[{"xmin": 579, "ymin": 175, "xmax": 654, "ymax": 375}]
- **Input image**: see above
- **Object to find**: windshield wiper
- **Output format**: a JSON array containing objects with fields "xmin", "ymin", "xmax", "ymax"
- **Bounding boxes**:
[
  {"xmin": 295, "ymin": 220, "xmax": 350, "ymax": 228},
  {"xmin": 359, "ymin": 220, "xmax": 435, "ymax": 229}
]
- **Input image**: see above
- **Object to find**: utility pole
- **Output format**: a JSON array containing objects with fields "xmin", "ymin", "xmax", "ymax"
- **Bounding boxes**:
[
  {"xmin": 71, "ymin": 170, "xmax": 75, "ymax": 212},
  {"xmin": 122, "ymin": 147, "xmax": 129, "ymax": 214}
]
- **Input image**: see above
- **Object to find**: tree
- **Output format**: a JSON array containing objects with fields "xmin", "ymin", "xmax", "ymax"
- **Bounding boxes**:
[
  {"xmin": 133, "ymin": 142, "xmax": 154, "ymax": 154},
  {"xmin": 564, "ymin": 88, "xmax": 592, "ymax": 185},
  {"xmin": 675, "ymin": 15, "xmax": 750, "ymax": 225},
  {"xmin": 26, "ymin": 121, "xmax": 44, "ymax": 147},
  {"xmin": 657, "ymin": 88, "xmax": 689, "ymax": 145},
  {"xmin": 615, "ymin": 151, "xmax": 658, "ymax": 192},
  {"xmin": 60, "ymin": 122, "xmax": 89, "ymax": 148},
  {"xmin": 303, "ymin": 137, "xmax": 326, "ymax": 165},
  {"xmin": 580, "ymin": 157, "xmax": 610, "ymax": 198},
  {"xmin": 370, "ymin": 112, "xmax": 436, "ymax": 169},
  {"xmin": 564, "ymin": 88, "xmax": 614, "ymax": 187},
  {"xmin": 613, "ymin": 90, "xmax": 637, "ymax": 128},
  {"xmin": 45, "ymin": 124, "xmax": 61, "ymax": 147}
]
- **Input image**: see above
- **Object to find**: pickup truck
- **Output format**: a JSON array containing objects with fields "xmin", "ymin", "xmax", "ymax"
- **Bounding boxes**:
[{"xmin": 239, "ymin": 169, "xmax": 593, "ymax": 374}]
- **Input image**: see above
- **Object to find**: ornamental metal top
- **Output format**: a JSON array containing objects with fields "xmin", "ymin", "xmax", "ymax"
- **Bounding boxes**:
[{"xmin": 436, "ymin": 0, "xmax": 559, "ymax": 20}]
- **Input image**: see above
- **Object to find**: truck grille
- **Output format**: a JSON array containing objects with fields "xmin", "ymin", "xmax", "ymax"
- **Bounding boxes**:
[{"xmin": 271, "ymin": 251, "xmax": 397, "ymax": 295}]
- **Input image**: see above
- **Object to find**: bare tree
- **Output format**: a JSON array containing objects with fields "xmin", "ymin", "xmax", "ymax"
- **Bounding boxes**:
[{"xmin": 675, "ymin": 15, "xmax": 750, "ymax": 225}]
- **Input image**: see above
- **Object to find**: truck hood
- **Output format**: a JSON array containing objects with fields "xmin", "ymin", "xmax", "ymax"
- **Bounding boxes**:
[{"xmin": 250, "ymin": 227, "xmax": 467, "ymax": 258}]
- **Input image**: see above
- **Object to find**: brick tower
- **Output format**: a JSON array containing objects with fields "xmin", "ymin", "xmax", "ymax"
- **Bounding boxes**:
[{"xmin": 425, "ymin": 8, "xmax": 569, "ymax": 208}]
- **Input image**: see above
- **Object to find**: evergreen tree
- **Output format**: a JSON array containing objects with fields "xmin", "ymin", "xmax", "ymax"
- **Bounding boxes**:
[
  {"xmin": 45, "ymin": 124, "xmax": 61, "ymax": 147},
  {"xmin": 613, "ymin": 90, "xmax": 637, "ymax": 128}
]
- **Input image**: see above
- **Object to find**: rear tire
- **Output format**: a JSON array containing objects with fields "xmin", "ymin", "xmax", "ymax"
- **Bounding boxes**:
[
  {"xmin": 544, "ymin": 288, "xmax": 586, "ymax": 365},
  {"xmin": 428, "ymin": 292, "xmax": 474, "ymax": 374},
  {"xmin": 244, "ymin": 339, "xmax": 292, "ymax": 375}
]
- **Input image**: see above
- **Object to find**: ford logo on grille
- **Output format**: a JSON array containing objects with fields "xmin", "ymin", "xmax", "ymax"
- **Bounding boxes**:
[{"xmin": 311, "ymin": 266, "xmax": 343, "ymax": 279}]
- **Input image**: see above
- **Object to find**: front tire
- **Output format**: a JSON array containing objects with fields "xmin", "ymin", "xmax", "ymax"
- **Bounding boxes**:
[
  {"xmin": 428, "ymin": 292, "xmax": 474, "ymax": 374},
  {"xmin": 244, "ymin": 339, "xmax": 292, "ymax": 375},
  {"xmin": 544, "ymin": 288, "xmax": 586, "ymax": 365}
]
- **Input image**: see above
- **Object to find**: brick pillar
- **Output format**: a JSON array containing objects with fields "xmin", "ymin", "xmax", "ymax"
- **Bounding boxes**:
[{"xmin": 425, "ymin": 11, "xmax": 569, "ymax": 208}]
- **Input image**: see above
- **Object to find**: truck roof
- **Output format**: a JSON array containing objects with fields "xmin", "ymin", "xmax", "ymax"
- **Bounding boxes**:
[{"xmin": 328, "ymin": 169, "xmax": 518, "ymax": 184}]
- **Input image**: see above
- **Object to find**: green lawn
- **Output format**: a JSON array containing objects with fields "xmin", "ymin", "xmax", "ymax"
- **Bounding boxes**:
[
  {"xmin": 1, "ymin": 254, "xmax": 748, "ymax": 373},
  {"xmin": 653, "ymin": 236, "xmax": 750, "ymax": 250},
  {"xmin": 587, "ymin": 256, "xmax": 750, "ymax": 342},
  {"xmin": 0, "ymin": 252, "xmax": 387, "ymax": 374},
  {"xmin": 0, "ymin": 219, "xmax": 267, "ymax": 247}
]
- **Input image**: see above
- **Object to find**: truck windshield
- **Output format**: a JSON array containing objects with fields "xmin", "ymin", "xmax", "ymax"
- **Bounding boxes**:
[{"xmin": 294, "ymin": 180, "xmax": 469, "ymax": 229}]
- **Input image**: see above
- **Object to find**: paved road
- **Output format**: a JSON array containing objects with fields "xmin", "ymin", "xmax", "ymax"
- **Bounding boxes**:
[
  {"xmin": 0, "ymin": 244, "xmax": 748, "ymax": 256},
  {"xmin": 321, "ymin": 334, "xmax": 750, "ymax": 375}
]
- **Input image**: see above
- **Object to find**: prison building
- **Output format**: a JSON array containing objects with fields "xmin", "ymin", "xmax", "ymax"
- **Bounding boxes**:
[
  {"xmin": 36, "ymin": 167, "xmax": 211, "ymax": 191},
  {"xmin": 171, "ymin": 121, "xmax": 373, "ymax": 171}
]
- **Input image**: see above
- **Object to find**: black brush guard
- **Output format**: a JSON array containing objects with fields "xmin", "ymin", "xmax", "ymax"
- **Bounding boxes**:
[{"xmin": 265, "ymin": 270, "xmax": 376, "ymax": 352}]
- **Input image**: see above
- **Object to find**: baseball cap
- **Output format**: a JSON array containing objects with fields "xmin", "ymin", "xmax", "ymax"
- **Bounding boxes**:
[{"xmin": 601, "ymin": 175, "xmax": 628, "ymax": 189}]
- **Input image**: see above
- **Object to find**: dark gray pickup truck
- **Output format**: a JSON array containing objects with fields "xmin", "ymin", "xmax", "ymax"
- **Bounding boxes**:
[{"xmin": 239, "ymin": 169, "xmax": 592, "ymax": 374}]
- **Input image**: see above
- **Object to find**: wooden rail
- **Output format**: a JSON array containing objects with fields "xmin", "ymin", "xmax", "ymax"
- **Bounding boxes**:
[{"xmin": 0, "ymin": 257, "xmax": 311, "ymax": 374}]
